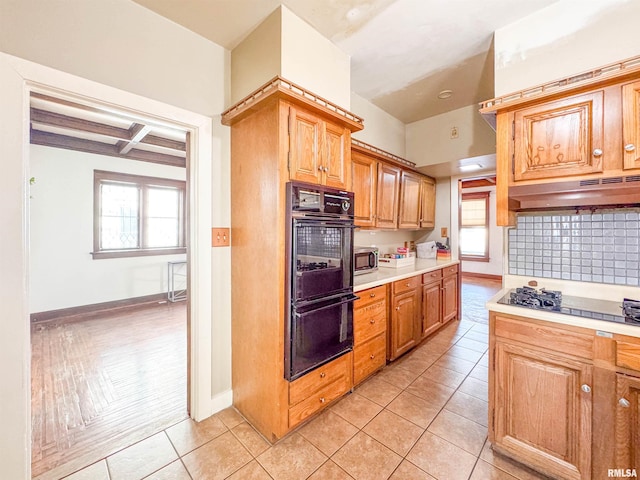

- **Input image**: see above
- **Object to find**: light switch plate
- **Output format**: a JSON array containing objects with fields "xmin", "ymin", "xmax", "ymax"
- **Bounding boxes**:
[
  {"xmin": 212, "ymin": 228, "xmax": 230, "ymax": 247},
  {"xmin": 441, "ymin": 227, "xmax": 448, "ymax": 238}
]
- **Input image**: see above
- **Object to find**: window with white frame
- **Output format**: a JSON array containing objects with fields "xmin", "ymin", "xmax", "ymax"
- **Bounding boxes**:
[
  {"xmin": 93, "ymin": 170, "xmax": 186, "ymax": 259},
  {"xmin": 460, "ymin": 191, "xmax": 490, "ymax": 261}
]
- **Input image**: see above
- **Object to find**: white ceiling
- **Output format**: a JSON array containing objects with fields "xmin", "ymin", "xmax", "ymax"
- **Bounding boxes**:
[{"xmin": 133, "ymin": 0, "xmax": 559, "ymax": 123}]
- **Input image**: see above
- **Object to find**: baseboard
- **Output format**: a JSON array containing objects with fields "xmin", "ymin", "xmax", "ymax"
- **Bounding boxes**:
[
  {"xmin": 30, "ymin": 293, "xmax": 170, "ymax": 324},
  {"xmin": 210, "ymin": 389, "xmax": 233, "ymax": 417},
  {"xmin": 462, "ymin": 272, "xmax": 502, "ymax": 282}
]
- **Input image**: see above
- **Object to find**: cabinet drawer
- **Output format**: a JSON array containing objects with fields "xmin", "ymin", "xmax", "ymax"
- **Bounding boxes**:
[
  {"xmin": 442, "ymin": 264, "xmax": 458, "ymax": 277},
  {"xmin": 354, "ymin": 300, "xmax": 386, "ymax": 344},
  {"xmin": 422, "ymin": 269, "xmax": 442, "ymax": 284},
  {"xmin": 289, "ymin": 352, "xmax": 351, "ymax": 406},
  {"xmin": 393, "ymin": 275, "xmax": 420, "ymax": 294},
  {"xmin": 288, "ymin": 374, "xmax": 351, "ymax": 428},
  {"xmin": 494, "ymin": 315, "xmax": 593, "ymax": 360},
  {"xmin": 616, "ymin": 340, "xmax": 640, "ymax": 371},
  {"xmin": 354, "ymin": 285, "xmax": 386, "ymax": 308},
  {"xmin": 353, "ymin": 334, "xmax": 386, "ymax": 385}
]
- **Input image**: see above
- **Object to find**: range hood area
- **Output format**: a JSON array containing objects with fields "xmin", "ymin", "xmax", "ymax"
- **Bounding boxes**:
[{"xmin": 509, "ymin": 174, "xmax": 640, "ymax": 211}]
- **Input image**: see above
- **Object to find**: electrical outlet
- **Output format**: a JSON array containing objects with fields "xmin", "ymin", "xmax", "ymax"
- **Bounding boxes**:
[
  {"xmin": 212, "ymin": 228, "xmax": 230, "ymax": 247},
  {"xmin": 450, "ymin": 126, "xmax": 458, "ymax": 139}
]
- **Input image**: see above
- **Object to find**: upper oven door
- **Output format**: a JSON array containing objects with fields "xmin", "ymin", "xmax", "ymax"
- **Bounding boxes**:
[{"xmin": 291, "ymin": 219, "xmax": 354, "ymax": 303}]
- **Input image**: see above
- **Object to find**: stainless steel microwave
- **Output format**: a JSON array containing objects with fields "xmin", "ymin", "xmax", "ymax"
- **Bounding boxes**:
[{"xmin": 354, "ymin": 246, "xmax": 378, "ymax": 276}]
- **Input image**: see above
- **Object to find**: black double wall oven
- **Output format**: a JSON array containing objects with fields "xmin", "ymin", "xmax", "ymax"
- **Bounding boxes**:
[{"xmin": 284, "ymin": 182, "xmax": 357, "ymax": 381}]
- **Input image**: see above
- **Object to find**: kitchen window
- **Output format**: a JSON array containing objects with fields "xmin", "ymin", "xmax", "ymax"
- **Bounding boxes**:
[
  {"xmin": 460, "ymin": 191, "xmax": 490, "ymax": 262},
  {"xmin": 92, "ymin": 170, "xmax": 186, "ymax": 259}
]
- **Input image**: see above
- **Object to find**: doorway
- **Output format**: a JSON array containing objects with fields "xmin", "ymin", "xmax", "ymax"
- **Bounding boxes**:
[{"xmin": 0, "ymin": 53, "xmax": 215, "ymax": 480}]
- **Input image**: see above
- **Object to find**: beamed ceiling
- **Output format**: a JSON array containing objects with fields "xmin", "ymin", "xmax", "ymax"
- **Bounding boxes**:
[{"xmin": 29, "ymin": 93, "xmax": 188, "ymax": 168}]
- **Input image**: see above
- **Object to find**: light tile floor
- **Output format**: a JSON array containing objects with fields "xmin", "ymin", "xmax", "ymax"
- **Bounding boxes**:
[{"xmin": 61, "ymin": 278, "xmax": 551, "ymax": 480}]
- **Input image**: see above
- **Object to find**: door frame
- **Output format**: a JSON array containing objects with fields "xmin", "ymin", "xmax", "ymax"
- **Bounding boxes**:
[{"xmin": 0, "ymin": 52, "xmax": 213, "ymax": 479}]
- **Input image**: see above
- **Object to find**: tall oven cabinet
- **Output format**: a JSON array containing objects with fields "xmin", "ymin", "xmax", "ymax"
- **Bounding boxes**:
[{"xmin": 222, "ymin": 77, "xmax": 364, "ymax": 442}]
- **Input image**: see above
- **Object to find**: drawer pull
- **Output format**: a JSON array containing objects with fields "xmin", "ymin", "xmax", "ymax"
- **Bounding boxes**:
[
  {"xmin": 369, "ymin": 293, "xmax": 376, "ymax": 298},
  {"xmin": 319, "ymin": 372, "xmax": 326, "ymax": 379},
  {"xmin": 396, "ymin": 306, "xmax": 400, "ymax": 311},
  {"xmin": 319, "ymin": 397, "xmax": 326, "ymax": 403},
  {"xmin": 406, "ymin": 283, "xmax": 411, "ymax": 287},
  {"xmin": 370, "ymin": 354, "xmax": 375, "ymax": 360},
  {"xmin": 370, "ymin": 318, "xmax": 375, "ymax": 324},
  {"xmin": 581, "ymin": 384, "xmax": 591, "ymax": 393},
  {"xmin": 619, "ymin": 398, "xmax": 631, "ymax": 408}
]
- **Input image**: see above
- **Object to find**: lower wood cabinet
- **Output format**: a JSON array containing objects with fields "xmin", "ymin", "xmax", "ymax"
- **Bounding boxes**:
[
  {"xmin": 615, "ymin": 373, "xmax": 640, "ymax": 472},
  {"xmin": 493, "ymin": 339, "xmax": 592, "ymax": 480},
  {"xmin": 288, "ymin": 352, "xmax": 352, "ymax": 429},
  {"xmin": 421, "ymin": 264, "xmax": 459, "ymax": 340},
  {"xmin": 388, "ymin": 276, "xmax": 421, "ymax": 361},
  {"xmin": 353, "ymin": 285, "xmax": 387, "ymax": 385},
  {"xmin": 442, "ymin": 266, "xmax": 459, "ymax": 323}
]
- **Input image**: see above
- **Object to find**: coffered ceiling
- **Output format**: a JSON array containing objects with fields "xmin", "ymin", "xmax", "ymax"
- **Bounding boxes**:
[{"xmin": 132, "ymin": 0, "xmax": 560, "ymax": 123}]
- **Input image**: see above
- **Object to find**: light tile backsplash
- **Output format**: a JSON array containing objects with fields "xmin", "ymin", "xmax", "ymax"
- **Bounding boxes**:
[{"xmin": 508, "ymin": 210, "xmax": 640, "ymax": 286}]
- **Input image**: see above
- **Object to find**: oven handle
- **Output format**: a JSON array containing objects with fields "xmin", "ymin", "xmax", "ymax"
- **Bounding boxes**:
[
  {"xmin": 294, "ymin": 219, "xmax": 356, "ymax": 229},
  {"xmin": 293, "ymin": 293, "xmax": 359, "ymax": 314}
]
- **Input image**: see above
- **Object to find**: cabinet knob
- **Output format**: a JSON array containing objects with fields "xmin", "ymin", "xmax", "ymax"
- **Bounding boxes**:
[
  {"xmin": 625, "ymin": 144, "xmax": 636, "ymax": 152},
  {"xmin": 370, "ymin": 354, "xmax": 375, "ymax": 360},
  {"xmin": 619, "ymin": 397, "xmax": 631, "ymax": 408},
  {"xmin": 369, "ymin": 293, "xmax": 376, "ymax": 298},
  {"xmin": 592, "ymin": 149, "xmax": 603, "ymax": 157},
  {"xmin": 581, "ymin": 384, "xmax": 591, "ymax": 393},
  {"xmin": 370, "ymin": 318, "xmax": 375, "ymax": 324},
  {"xmin": 318, "ymin": 166, "xmax": 324, "ymax": 172},
  {"xmin": 319, "ymin": 397, "xmax": 325, "ymax": 403},
  {"xmin": 406, "ymin": 283, "xmax": 411, "ymax": 287},
  {"xmin": 395, "ymin": 306, "xmax": 400, "ymax": 311},
  {"xmin": 320, "ymin": 372, "xmax": 326, "ymax": 378}
]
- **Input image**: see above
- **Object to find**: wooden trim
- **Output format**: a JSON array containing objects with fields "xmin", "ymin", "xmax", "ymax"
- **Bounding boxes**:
[
  {"xmin": 460, "ymin": 191, "xmax": 490, "ymax": 261},
  {"xmin": 30, "ymin": 293, "xmax": 169, "ymax": 324},
  {"xmin": 91, "ymin": 247, "xmax": 186, "ymax": 259},
  {"xmin": 221, "ymin": 76, "xmax": 364, "ymax": 132},
  {"xmin": 461, "ymin": 272, "xmax": 502, "ymax": 282},
  {"xmin": 480, "ymin": 54, "xmax": 640, "ymax": 113},
  {"xmin": 351, "ymin": 139, "xmax": 417, "ymax": 170}
]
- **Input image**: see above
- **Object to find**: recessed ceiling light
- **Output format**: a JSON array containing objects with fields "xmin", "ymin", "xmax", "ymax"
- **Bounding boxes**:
[
  {"xmin": 459, "ymin": 163, "xmax": 483, "ymax": 172},
  {"xmin": 438, "ymin": 90, "xmax": 453, "ymax": 99}
]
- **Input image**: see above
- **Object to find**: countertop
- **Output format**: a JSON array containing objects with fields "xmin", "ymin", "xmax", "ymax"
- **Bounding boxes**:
[
  {"xmin": 354, "ymin": 258, "xmax": 459, "ymax": 292},
  {"xmin": 486, "ymin": 288, "xmax": 640, "ymax": 338}
]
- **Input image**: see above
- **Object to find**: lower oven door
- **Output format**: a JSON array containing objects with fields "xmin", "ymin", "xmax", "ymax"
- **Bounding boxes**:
[{"xmin": 287, "ymin": 293, "xmax": 357, "ymax": 381}]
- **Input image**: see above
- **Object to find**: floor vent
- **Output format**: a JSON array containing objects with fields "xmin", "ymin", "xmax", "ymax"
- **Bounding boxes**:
[
  {"xmin": 625, "ymin": 175, "xmax": 640, "ymax": 183},
  {"xmin": 579, "ymin": 179, "xmax": 600, "ymax": 186},
  {"xmin": 602, "ymin": 177, "xmax": 623, "ymax": 184}
]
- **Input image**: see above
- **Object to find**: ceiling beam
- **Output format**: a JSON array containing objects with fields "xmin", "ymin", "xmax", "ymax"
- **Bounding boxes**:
[
  {"xmin": 119, "ymin": 123, "xmax": 153, "ymax": 155},
  {"xmin": 31, "ymin": 130, "xmax": 186, "ymax": 168}
]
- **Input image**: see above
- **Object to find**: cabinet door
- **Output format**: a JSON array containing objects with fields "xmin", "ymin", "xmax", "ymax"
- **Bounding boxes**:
[
  {"xmin": 615, "ymin": 373, "xmax": 640, "ymax": 471},
  {"xmin": 513, "ymin": 91, "xmax": 604, "ymax": 181},
  {"xmin": 421, "ymin": 281, "xmax": 441, "ymax": 338},
  {"xmin": 622, "ymin": 80, "xmax": 640, "ymax": 171},
  {"xmin": 494, "ymin": 341, "xmax": 592, "ymax": 480},
  {"xmin": 441, "ymin": 274, "xmax": 458, "ymax": 323},
  {"xmin": 420, "ymin": 177, "xmax": 436, "ymax": 229},
  {"xmin": 398, "ymin": 171, "xmax": 421, "ymax": 229},
  {"xmin": 351, "ymin": 152, "xmax": 377, "ymax": 227},
  {"xmin": 323, "ymin": 121, "xmax": 349, "ymax": 190},
  {"xmin": 376, "ymin": 163, "xmax": 401, "ymax": 229},
  {"xmin": 389, "ymin": 289, "xmax": 419, "ymax": 360},
  {"xmin": 289, "ymin": 107, "xmax": 322, "ymax": 185}
]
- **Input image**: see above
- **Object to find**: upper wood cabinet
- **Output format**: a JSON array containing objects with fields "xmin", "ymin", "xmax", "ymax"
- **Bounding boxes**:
[
  {"xmin": 622, "ymin": 80, "xmax": 640, "ymax": 171},
  {"xmin": 513, "ymin": 90, "xmax": 604, "ymax": 182},
  {"xmin": 398, "ymin": 171, "xmax": 421, "ymax": 228},
  {"xmin": 419, "ymin": 177, "xmax": 436, "ymax": 229},
  {"xmin": 289, "ymin": 106, "xmax": 350, "ymax": 190},
  {"xmin": 351, "ymin": 140, "xmax": 435, "ymax": 229}
]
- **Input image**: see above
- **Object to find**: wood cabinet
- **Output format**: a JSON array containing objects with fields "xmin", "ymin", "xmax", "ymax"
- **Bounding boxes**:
[
  {"xmin": 512, "ymin": 90, "xmax": 604, "ymax": 182},
  {"xmin": 222, "ymin": 77, "xmax": 363, "ymax": 441},
  {"xmin": 489, "ymin": 311, "xmax": 640, "ymax": 480},
  {"xmin": 420, "ymin": 265, "xmax": 459, "ymax": 340},
  {"xmin": 419, "ymin": 177, "xmax": 436, "ymax": 228},
  {"xmin": 289, "ymin": 105, "xmax": 350, "ymax": 189},
  {"xmin": 351, "ymin": 140, "xmax": 435, "ymax": 229},
  {"xmin": 288, "ymin": 352, "xmax": 353, "ymax": 429},
  {"xmin": 398, "ymin": 170, "xmax": 421, "ymax": 228},
  {"xmin": 353, "ymin": 285, "xmax": 387, "ymax": 385},
  {"xmin": 421, "ymin": 277, "xmax": 441, "ymax": 338},
  {"xmin": 441, "ymin": 265, "xmax": 459, "ymax": 324},
  {"xmin": 480, "ymin": 62, "xmax": 640, "ymax": 226},
  {"xmin": 388, "ymin": 276, "xmax": 420, "ymax": 361},
  {"xmin": 622, "ymin": 80, "xmax": 640, "ymax": 171}
]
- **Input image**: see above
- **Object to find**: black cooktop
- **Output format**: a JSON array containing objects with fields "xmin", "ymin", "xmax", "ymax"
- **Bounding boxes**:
[{"xmin": 497, "ymin": 287, "xmax": 640, "ymax": 326}]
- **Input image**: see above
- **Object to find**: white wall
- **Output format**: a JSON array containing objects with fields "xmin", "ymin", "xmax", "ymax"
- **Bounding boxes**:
[
  {"xmin": 29, "ymin": 146, "xmax": 187, "ymax": 313},
  {"xmin": 351, "ymin": 92, "xmax": 406, "ymax": 157},
  {"xmin": 494, "ymin": 0, "xmax": 640, "ymax": 96},
  {"xmin": 459, "ymin": 185, "xmax": 504, "ymax": 277},
  {"xmin": 231, "ymin": 5, "xmax": 351, "ymax": 108},
  {"xmin": 405, "ymin": 105, "xmax": 495, "ymax": 167}
]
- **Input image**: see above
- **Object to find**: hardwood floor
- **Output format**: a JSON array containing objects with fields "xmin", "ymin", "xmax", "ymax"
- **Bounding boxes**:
[
  {"xmin": 461, "ymin": 274, "xmax": 502, "ymax": 325},
  {"xmin": 31, "ymin": 301, "xmax": 188, "ymax": 479}
]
